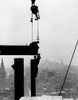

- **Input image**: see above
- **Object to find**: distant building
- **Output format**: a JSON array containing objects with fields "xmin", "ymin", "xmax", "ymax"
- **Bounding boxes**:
[{"xmin": 0, "ymin": 58, "xmax": 6, "ymax": 88}]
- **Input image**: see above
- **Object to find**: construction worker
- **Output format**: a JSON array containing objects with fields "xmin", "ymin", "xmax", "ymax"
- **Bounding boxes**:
[{"xmin": 30, "ymin": 5, "xmax": 40, "ymax": 22}]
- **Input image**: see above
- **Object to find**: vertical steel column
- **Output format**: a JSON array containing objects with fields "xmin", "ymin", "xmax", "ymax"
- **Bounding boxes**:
[
  {"xmin": 12, "ymin": 58, "xmax": 24, "ymax": 100},
  {"xmin": 31, "ymin": 58, "xmax": 36, "ymax": 96}
]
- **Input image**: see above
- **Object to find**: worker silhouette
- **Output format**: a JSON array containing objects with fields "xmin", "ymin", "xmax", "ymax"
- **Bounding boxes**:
[
  {"xmin": 31, "ymin": 54, "xmax": 41, "ymax": 96},
  {"xmin": 31, "ymin": 54, "xmax": 41, "ymax": 78},
  {"xmin": 30, "ymin": 4, "xmax": 40, "ymax": 22}
]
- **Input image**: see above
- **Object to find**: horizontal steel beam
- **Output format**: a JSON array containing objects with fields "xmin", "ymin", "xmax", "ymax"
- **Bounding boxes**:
[{"xmin": 0, "ymin": 41, "xmax": 39, "ymax": 55}]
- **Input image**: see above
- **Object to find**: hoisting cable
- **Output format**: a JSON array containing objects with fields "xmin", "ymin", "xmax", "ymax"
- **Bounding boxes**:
[
  {"xmin": 30, "ymin": 0, "xmax": 40, "ymax": 42},
  {"xmin": 59, "ymin": 40, "xmax": 78, "ymax": 96},
  {"xmin": 31, "ymin": 12, "xmax": 33, "ymax": 42},
  {"xmin": 37, "ymin": 20, "xmax": 39, "ymax": 41}
]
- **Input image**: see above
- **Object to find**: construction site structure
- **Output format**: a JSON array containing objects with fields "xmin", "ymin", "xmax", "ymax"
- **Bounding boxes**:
[{"xmin": 0, "ymin": 0, "xmax": 41, "ymax": 100}]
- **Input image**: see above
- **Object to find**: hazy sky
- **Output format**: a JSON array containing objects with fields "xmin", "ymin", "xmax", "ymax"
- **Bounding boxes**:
[{"xmin": 0, "ymin": 0, "xmax": 78, "ymax": 68}]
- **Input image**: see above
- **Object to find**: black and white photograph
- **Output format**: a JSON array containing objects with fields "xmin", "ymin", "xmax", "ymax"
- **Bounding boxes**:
[{"xmin": 1, "ymin": 0, "xmax": 78, "ymax": 100}]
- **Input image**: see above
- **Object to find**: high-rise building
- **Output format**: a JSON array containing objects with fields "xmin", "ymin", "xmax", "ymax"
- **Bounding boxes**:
[{"xmin": 0, "ymin": 58, "xmax": 6, "ymax": 88}]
